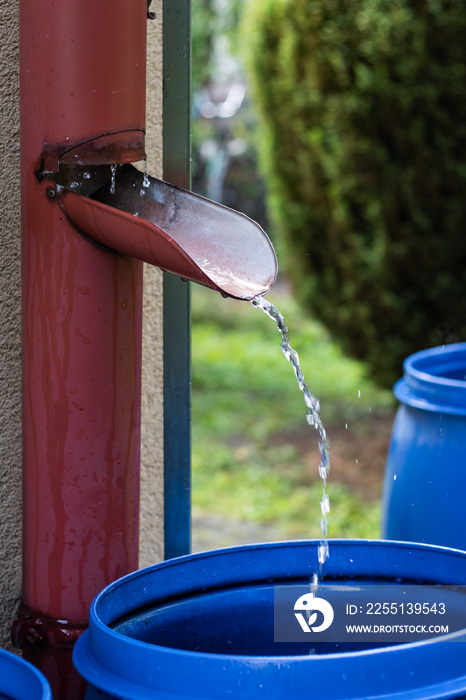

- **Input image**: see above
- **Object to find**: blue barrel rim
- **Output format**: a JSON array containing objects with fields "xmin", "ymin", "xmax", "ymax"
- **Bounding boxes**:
[
  {"xmin": 74, "ymin": 539, "xmax": 466, "ymax": 700},
  {"xmin": 394, "ymin": 342, "xmax": 466, "ymax": 414},
  {"xmin": 0, "ymin": 648, "xmax": 51, "ymax": 700}
]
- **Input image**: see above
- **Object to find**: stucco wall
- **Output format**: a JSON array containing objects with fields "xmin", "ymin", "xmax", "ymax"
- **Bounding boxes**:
[
  {"xmin": 0, "ymin": 1, "xmax": 22, "ymax": 651},
  {"xmin": 140, "ymin": 0, "xmax": 165, "ymax": 567},
  {"xmin": 0, "ymin": 1, "xmax": 165, "ymax": 647}
]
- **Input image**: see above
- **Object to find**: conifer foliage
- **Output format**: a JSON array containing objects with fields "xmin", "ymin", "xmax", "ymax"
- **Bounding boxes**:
[{"xmin": 243, "ymin": 0, "xmax": 466, "ymax": 385}]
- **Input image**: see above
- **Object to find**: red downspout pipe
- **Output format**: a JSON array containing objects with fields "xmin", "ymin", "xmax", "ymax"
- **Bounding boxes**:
[
  {"xmin": 13, "ymin": 3, "xmax": 277, "ymax": 697},
  {"xmin": 13, "ymin": 2, "xmax": 148, "ymax": 697}
]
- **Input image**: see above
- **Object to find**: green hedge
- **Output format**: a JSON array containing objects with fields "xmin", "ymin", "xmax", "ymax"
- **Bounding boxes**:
[{"xmin": 243, "ymin": 0, "xmax": 466, "ymax": 386}]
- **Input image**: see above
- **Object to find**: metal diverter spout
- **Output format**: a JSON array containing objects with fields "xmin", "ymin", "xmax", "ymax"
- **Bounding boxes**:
[{"xmin": 57, "ymin": 164, "xmax": 278, "ymax": 301}]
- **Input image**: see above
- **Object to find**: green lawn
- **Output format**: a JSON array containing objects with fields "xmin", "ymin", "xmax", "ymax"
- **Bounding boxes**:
[{"xmin": 191, "ymin": 283, "xmax": 394, "ymax": 541}]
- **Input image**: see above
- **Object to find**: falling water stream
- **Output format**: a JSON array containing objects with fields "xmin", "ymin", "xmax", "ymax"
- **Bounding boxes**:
[
  {"xmin": 251, "ymin": 296, "xmax": 331, "ymax": 574},
  {"xmin": 100, "ymin": 166, "xmax": 329, "ymax": 573}
]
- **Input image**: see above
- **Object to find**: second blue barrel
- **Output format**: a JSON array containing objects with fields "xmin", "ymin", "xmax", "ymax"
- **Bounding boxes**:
[
  {"xmin": 0, "ymin": 649, "xmax": 50, "ymax": 700},
  {"xmin": 382, "ymin": 342, "xmax": 466, "ymax": 549}
]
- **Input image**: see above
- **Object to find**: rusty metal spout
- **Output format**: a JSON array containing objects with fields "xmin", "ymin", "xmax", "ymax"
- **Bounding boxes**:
[{"xmin": 56, "ymin": 165, "xmax": 278, "ymax": 301}]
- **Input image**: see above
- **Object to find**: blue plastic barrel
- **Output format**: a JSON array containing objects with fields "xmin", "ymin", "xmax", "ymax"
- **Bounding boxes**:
[
  {"xmin": 74, "ymin": 539, "xmax": 466, "ymax": 699},
  {"xmin": 382, "ymin": 342, "xmax": 466, "ymax": 549},
  {"xmin": 0, "ymin": 649, "xmax": 51, "ymax": 700}
]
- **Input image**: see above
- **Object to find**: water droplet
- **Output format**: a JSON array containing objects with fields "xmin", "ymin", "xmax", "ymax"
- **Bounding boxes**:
[
  {"xmin": 320, "ymin": 518, "xmax": 329, "ymax": 537},
  {"xmin": 321, "ymin": 493, "xmax": 330, "ymax": 515},
  {"xmin": 318, "ymin": 464, "xmax": 328, "ymax": 481},
  {"xmin": 143, "ymin": 160, "xmax": 150, "ymax": 189},
  {"xmin": 110, "ymin": 164, "xmax": 117, "ymax": 195},
  {"xmin": 70, "ymin": 181, "xmax": 79, "ymax": 189},
  {"xmin": 83, "ymin": 172, "xmax": 91, "ymax": 180},
  {"xmin": 318, "ymin": 541, "xmax": 329, "ymax": 565}
]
